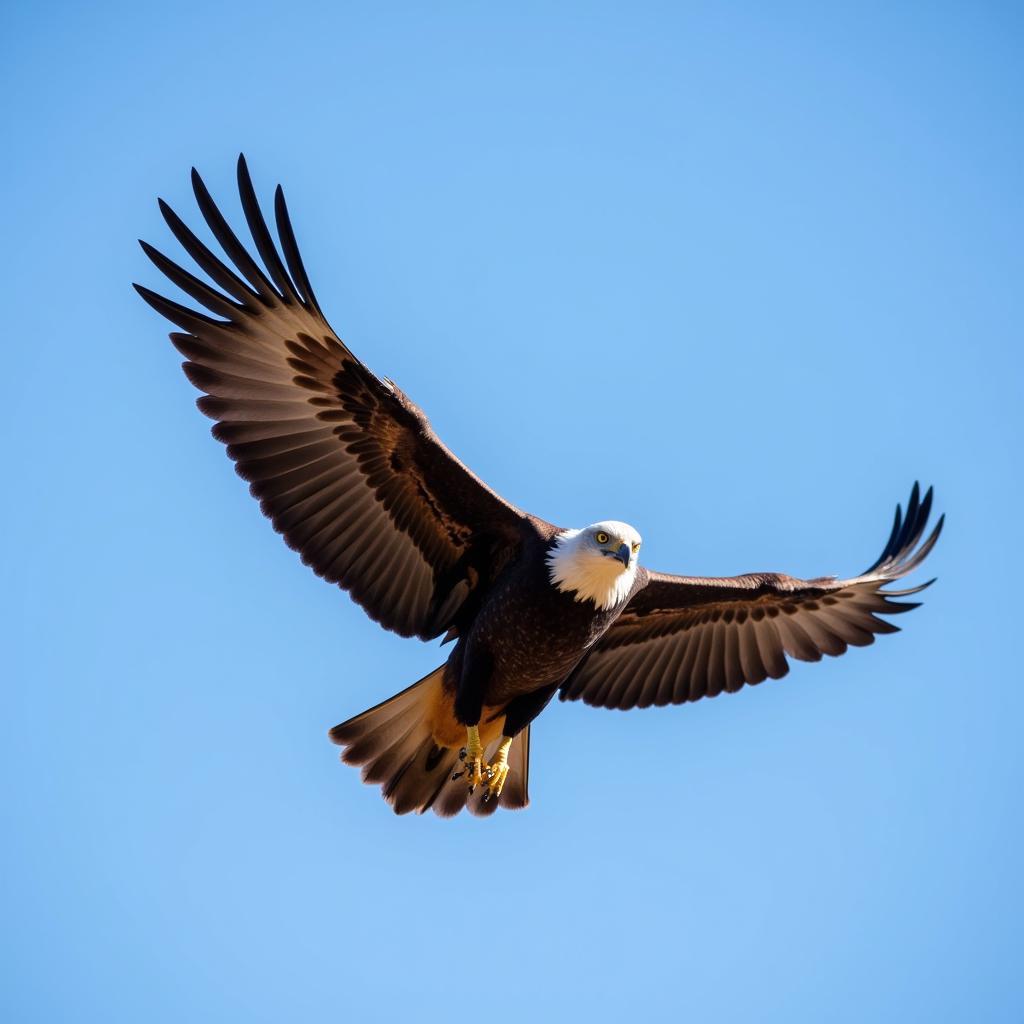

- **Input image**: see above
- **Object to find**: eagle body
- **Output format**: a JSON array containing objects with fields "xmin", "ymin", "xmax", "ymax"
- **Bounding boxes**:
[
  {"xmin": 447, "ymin": 529, "xmax": 645, "ymax": 713},
  {"xmin": 138, "ymin": 157, "xmax": 943, "ymax": 818}
]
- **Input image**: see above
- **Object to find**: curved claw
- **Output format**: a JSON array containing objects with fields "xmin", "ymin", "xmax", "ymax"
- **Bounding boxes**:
[
  {"xmin": 457, "ymin": 725, "xmax": 486, "ymax": 793},
  {"xmin": 481, "ymin": 742, "xmax": 511, "ymax": 803},
  {"xmin": 465, "ymin": 756, "xmax": 485, "ymax": 793}
]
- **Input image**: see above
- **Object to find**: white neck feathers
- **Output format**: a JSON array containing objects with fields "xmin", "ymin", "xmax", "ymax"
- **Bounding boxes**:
[{"xmin": 546, "ymin": 530, "xmax": 637, "ymax": 611}]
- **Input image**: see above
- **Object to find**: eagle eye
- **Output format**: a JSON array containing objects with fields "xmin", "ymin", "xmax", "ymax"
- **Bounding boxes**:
[
  {"xmin": 632, "ymin": 542, "xmax": 640, "ymax": 553},
  {"xmin": 595, "ymin": 531, "xmax": 609, "ymax": 545}
]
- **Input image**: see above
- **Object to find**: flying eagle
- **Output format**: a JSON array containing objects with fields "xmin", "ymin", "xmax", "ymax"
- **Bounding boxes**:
[{"xmin": 137, "ymin": 157, "xmax": 943, "ymax": 818}]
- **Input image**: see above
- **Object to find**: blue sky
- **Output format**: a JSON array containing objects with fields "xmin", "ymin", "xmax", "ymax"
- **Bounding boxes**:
[{"xmin": 4, "ymin": 2, "xmax": 1022, "ymax": 1021}]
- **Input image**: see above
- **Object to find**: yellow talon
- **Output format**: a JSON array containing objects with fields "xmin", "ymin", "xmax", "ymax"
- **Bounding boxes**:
[
  {"xmin": 455, "ymin": 728, "xmax": 513, "ymax": 801},
  {"xmin": 483, "ymin": 736, "xmax": 513, "ymax": 802},
  {"xmin": 459, "ymin": 725, "xmax": 485, "ymax": 792}
]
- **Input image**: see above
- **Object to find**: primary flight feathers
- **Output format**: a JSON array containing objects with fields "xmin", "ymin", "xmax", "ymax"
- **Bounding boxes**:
[
  {"xmin": 560, "ymin": 485, "xmax": 940, "ymax": 710},
  {"xmin": 137, "ymin": 159, "xmax": 531, "ymax": 643},
  {"xmin": 137, "ymin": 156, "xmax": 941, "ymax": 817}
]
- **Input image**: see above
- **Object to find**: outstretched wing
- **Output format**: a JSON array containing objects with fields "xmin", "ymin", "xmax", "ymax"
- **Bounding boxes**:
[
  {"xmin": 137, "ymin": 156, "xmax": 538, "ymax": 640},
  {"xmin": 560, "ymin": 484, "xmax": 942, "ymax": 710}
]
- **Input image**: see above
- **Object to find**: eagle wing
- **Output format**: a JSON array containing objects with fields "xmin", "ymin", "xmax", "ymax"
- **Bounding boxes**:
[
  {"xmin": 137, "ymin": 156, "xmax": 538, "ymax": 640},
  {"xmin": 560, "ymin": 484, "xmax": 942, "ymax": 709}
]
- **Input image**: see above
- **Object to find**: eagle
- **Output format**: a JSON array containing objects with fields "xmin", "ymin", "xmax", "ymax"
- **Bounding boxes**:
[{"xmin": 137, "ymin": 157, "xmax": 943, "ymax": 818}]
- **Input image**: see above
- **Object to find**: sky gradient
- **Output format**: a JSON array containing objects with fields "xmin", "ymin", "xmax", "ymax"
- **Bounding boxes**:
[{"xmin": 4, "ymin": 3, "xmax": 1023, "ymax": 1021}]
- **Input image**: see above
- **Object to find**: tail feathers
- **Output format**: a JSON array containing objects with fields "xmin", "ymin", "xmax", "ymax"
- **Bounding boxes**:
[{"xmin": 329, "ymin": 666, "xmax": 531, "ymax": 818}]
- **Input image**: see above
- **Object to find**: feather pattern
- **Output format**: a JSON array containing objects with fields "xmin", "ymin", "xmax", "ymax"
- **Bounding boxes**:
[
  {"xmin": 138, "ymin": 158, "xmax": 944, "ymax": 819},
  {"xmin": 560, "ymin": 484, "xmax": 942, "ymax": 710},
  {"xmin": 137, "ymin": 155, "xmax": 542, "ymax": 640}
]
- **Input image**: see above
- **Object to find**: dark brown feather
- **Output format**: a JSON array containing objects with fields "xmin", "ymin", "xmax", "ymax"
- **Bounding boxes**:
[
  {"xmin": 329, "ymin": 667, "xmax": 530, "ymax": 818},
  {"xmin": 560, "ymin": 484, "xmax": 941, "ymax": 710},
  {"xmin": 138, "ymin": 155, "xmax": 548, "ymax": 640}
]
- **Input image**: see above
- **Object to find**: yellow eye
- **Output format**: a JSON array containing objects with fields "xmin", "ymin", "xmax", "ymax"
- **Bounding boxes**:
[
  {"xmin": 595, "ymin": 531, "xmax": 609, "ymax": 545},
  {"xmin": 632, "ymin": 542, "xmax": 640, "ymax": 553}
]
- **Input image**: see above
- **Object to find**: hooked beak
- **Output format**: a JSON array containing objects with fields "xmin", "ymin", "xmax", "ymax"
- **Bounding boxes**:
[{"xmin": 610, "ymin": 542, "xmax": 631, "ymax": 567}]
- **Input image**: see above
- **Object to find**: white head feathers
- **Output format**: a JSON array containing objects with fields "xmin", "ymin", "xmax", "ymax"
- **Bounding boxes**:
[{"xmin": 546, "ymin": 520, "xmax": 642, "ymax": 611}]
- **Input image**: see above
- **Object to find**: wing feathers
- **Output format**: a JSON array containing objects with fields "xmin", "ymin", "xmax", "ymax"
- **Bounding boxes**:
[
  {"xmin": 139, "ymin": 242, "xmax": 244, "ymax": 320},
  {"xmin": 274, "ymin": 184, "xmax": 322, "ymax": 313},
  {"xmin": 158, "ymin": 197, "xmax": 260, "ymax": 305},
  {"xmin": 134, "ymin": 283, "xmax": 227, "ymax": 333},
  {"xmin": 190, "ymin": 164, "xmax": 281, "ymax": 302},
  {"xmin": 737, "ymin": 625, "xmax": 768, "ymax": 686},
  {"xmin": 562, "ymin": 483, "xmax": 940, "ymax": 710},
  {"xmin": 138, "ymin": 156, "xmax": 534, "ymax": 639},
  {"xmin": 236, "ymin": 155, "xmax": 296, "ymax": 301}
]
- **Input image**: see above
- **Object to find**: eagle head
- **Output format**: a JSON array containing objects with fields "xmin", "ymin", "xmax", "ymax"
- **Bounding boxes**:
[{"xmin": 546, "ymin": 520, "xmax": 643, "ymax": 610}]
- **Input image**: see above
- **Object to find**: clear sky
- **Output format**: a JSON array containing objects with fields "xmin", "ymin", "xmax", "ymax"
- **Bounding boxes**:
[{"xmin": 4, "ymin": 2, "xmax": 1022, "ymax": 1021}]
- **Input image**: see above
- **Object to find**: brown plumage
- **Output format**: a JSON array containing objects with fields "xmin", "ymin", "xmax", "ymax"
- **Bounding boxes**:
[
  {"xmin": 328, "ymin": 668, "xmax": 529, "ymax": 818},
  {"xmin": 559, "ymin": 484, "xmax": 941, "ymax": 709},
  {"xmin": 137, "ymin": 156, "xmax": 942, "ymax": 818},
  {"xmin": 137, "ymin": 166, "xmax": 534, "ymax": 644}
]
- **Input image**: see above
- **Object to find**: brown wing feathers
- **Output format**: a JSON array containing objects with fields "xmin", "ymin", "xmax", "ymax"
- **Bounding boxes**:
[
  {"xmin": 561, "ymin": 483, "xmax": 942, "ymax": 710},
  {"xmin": 136, "ymin": 155, "xmax": 528, "ymax": 640}
]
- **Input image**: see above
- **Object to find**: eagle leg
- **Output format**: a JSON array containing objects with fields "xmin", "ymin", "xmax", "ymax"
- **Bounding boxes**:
[
  {"xmin": 451, "ymin": 725, "xmax": 486, "ymax": 792},
  {"xmin": 481, "ymin": 736, "xmax": 513, "ymax": 803}
]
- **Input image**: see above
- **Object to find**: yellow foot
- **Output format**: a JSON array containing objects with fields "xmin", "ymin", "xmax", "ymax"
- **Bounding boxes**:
[
  {"xmin": 482, "ymin": 736, "xmax": 513, "ymax": 804},
  {"xmin": 452, "ymin": 725, "xmax": 485, "ymax": 793}
]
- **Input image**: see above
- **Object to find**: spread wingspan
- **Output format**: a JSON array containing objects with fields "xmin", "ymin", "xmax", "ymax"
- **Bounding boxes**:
[
  {"xmin": 137, "ymin": 155, "xmax": 539, "ymax": 640},
  {"xmin": 561, "ymin": 483, "xmax": 942, "ymax": 709}
]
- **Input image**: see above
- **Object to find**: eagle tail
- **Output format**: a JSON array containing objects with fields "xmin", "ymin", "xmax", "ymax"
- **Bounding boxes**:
[{"xmin": 329, "ymin": 666, "xmax": 531, "ymax": 818}]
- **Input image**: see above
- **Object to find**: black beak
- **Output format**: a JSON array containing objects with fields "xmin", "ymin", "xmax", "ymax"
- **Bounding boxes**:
[{"xmin": 613, "ymin": 543, "xmax": 631, "ymax": 567}]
